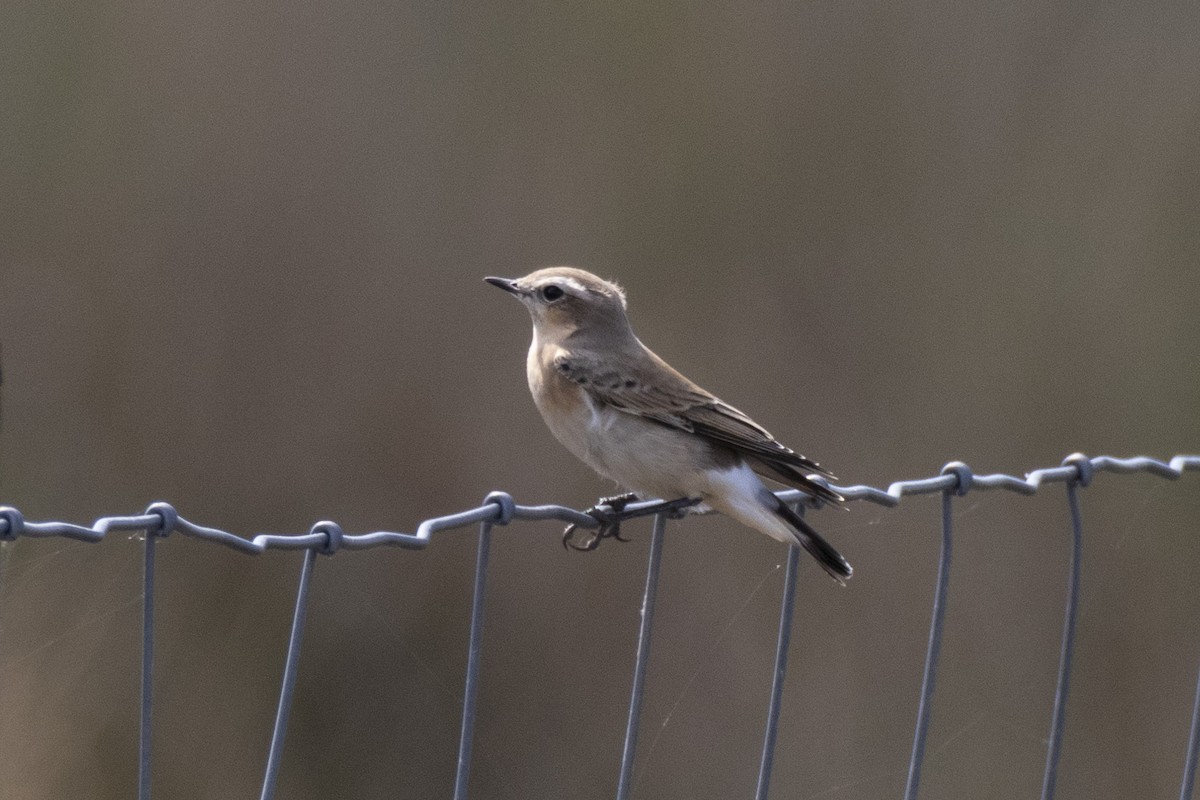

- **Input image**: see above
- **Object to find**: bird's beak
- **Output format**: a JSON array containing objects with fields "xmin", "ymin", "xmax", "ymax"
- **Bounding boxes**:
[{"xmin": 484, "ymin": 276, "xmax": 523, "ymax": 296}]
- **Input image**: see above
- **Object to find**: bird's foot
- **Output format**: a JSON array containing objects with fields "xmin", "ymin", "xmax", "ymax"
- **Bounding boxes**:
[
  {"xmin": 562, "ymin": 493, "xmax": 638, "ymax": 551},
  {"xmin": 561, "ymin": 494, "xmax": 702, "ymax": 551}
]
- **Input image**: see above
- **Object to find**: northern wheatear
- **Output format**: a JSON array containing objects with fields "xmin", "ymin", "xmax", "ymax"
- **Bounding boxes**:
[{"xmin": 486, "ymin": 267, "xmax": 851, "ymax": 583}]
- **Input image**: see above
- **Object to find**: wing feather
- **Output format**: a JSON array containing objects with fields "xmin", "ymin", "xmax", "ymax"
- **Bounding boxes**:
[{"xmin": 553, "ymin": 350, "xmax": 841, "ymax": 503}]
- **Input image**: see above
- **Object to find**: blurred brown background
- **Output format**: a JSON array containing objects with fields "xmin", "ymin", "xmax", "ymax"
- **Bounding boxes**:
[{"xmin": 2, "ymin": 2, "xmax": 1199, "ymax": 798}]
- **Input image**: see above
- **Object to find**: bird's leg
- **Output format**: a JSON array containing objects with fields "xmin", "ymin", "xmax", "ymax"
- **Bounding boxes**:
[
  {"xmin": 595, "ymin": 492, "xmax": 638, "ymax": 541},
  {"xmin": 598, "ymin": 491, "xmax": 640, "ymax": 509}
]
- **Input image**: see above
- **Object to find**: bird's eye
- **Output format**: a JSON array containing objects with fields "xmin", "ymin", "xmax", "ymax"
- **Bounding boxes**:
[{"xmin": 540, "ymin": 284, "xmax": 565, "ymax": 302}]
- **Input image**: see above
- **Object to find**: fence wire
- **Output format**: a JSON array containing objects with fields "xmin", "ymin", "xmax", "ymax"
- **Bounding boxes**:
[{"xmin": 1, "ymin": 453, "xmax": 1198, "ymax": 800}]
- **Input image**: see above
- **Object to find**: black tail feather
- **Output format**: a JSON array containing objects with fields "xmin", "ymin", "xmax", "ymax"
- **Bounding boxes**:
[
  {"xmin": 748, "ymin": 458, "xmax": 845, "ymax": 507},
  {"xmin": 774, "ymin": 497, "xmax": 853, "ymax": 585}
]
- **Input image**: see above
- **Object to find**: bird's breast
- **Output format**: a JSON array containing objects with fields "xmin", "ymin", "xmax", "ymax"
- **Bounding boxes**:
[
  {"xmin": 527, "ymin": 344, "xmax": 608, "ymax": 469},
  {"xmin": 525, "ymin": 341, "xmax": 725, "ymax": 498}
]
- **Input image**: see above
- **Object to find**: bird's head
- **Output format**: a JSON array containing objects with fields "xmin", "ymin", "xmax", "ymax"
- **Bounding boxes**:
[{"xmin": 485, "ymin": 267, "xmax": 630, "ymax": 340}]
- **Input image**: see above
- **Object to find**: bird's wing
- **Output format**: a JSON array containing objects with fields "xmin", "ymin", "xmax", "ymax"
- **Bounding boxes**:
[
  {"xmin": 552, "ymin": 349, "xmax": 706, "ymax": 426},
  {"xmin": 553, "ymin": 349, "xmax": 841, "ymax": 502}
]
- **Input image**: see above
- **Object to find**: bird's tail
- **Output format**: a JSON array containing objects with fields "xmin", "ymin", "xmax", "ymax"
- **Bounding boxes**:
[{"xmin": 774, "ymin": 497, "xmax": 853, "ymax": 585}]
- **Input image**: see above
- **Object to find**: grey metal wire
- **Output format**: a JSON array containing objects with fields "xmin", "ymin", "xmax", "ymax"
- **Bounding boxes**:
[
  {"xmin": 755, "ymin": 542, "xmax": 801, "ymax": 800},
  {"xmin": 453, "ymin": 520, "xmax": 494, "ymax": 800},
  {"xmin": 1040, "ymin": 477, "xmax": 1087, "ymax": 800},
  {"xmin": 903, "ymin": 481, "xmax": 957, "ymax": 800},
  {"xmin": 1183, "ymin": 661, "xmax": 1200, "ymax": 800},
  {"xmin": 1, "ymin": 455, "xmax": 1195, "ymax": 554},
  {"xmin": 0, "ymin": 453, "xmax": 1198, "ymax": 797},
  {"xmin": 139, "ymin": 526, "xmax": 156, "ymax": 800},
  {"xmin": 259, "ymin": 547, "xmax": 318, "ymax": 800},
  {"xmin": 615, "ymin": 512, "xmax": 668, "ymax": 800}
]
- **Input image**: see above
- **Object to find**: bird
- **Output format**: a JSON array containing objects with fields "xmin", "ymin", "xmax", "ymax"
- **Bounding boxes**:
[{"xmin": 485, "ymin": 267, "xmax": 851, "ymax": 583}]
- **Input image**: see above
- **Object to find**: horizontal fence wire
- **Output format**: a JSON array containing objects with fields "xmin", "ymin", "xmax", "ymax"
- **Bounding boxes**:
[
  {"xmin": 2, "ymin": 454, "xmax": 1196, "ymax": 554},
  {"xmin": 1, "ymin": 453, "xmax": 1199, "ymax": 800}
]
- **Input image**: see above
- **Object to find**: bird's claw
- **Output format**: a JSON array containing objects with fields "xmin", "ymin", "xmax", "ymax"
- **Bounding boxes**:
[
  {"xmin": 561, "ymin": 519, "xmax": 623, "ymax": 551},
  {"xmin": 561, "ymin": 494, "xmax": 638, "ymax": 551},
  {"xmin": 560, "ymin": 494, "xmax": 702, "ymax": 551}
]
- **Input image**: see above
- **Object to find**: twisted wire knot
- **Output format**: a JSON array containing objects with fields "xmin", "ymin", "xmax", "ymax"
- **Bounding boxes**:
[
  {"xmin": 144, "ymin": 502, "xmax": 178, "ymax": 538},
  {"xmin": 310, "ymin": 521, "xmax": 345, "ymax": 555},
  {"xmin": 0, "ymin": 506, "xmax": 24, "ymax": 541},
  {"xmin": 484, "ymin": 492, "xmax": 517, "ymax": 526},
  {"xmin": 1062, "ymin": 453, "xmax": 1094, "ymax": 487},
  {"xmin": 940, "ymin": 461, "xmax": 974, "ymax": 496}
]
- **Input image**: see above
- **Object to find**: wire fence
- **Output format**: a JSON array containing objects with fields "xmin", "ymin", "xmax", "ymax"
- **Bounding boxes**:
[{"xmin": 1, "ymin": 453, "xmax": 1198, "ymax": 800}]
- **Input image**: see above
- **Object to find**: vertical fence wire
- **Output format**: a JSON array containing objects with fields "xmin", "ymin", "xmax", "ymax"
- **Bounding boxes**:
[
  {"xmin": 1181, "ymin": 662, "xmax": 1200, "ymax": 800},
  {"xmin": 138, "ymin": 531, "xmax": 156, "ymax": 800},
  {"xmin": 903, "ymin": 490, "xmax": 955, "ymax": 800},
  {"xmin": 615, "ymin": 513, "xmax": 668, "ymax": 800},
  {"xmin": 453, "ymin": 521, "xmax": 494, "ymax": 800},
  {"xmin": 754, "ymin": 542, "xmax": 801, "ymax": 800},
  {"xmin": 259, "ymin": 548, "xmax": 317, "ymax": 800},
  {"xmin": 1040, "ymin": 481, "xmax": 1085, "ymax": 800}
]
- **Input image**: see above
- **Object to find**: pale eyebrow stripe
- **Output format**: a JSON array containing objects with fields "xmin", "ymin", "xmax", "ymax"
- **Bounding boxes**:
[{"xmin": 553, "ymin": 277, "xmax": 589, "ymax": 294}]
